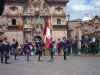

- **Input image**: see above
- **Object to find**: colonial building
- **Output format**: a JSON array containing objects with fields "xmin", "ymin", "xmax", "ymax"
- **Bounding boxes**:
[
  {"xmin": 68, "ymin": 16, "xmax": 100, "ymax": 48},
  {"xmin": 0, "ymin": 0, "xmax": 69, "ymax": 44}
]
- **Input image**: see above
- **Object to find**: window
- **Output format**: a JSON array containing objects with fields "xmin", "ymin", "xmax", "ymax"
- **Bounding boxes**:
[
  {"xmin": 10, "ymin": 7, "xmax": 17, "ymax": 11},
  {"xmin": 55, "ymin": 7, "xmax": 63, "ymax": 12},
  {"xmin": 57, "ymin": 19, "xmax": 61, "ymax": 24},
  {"xmin": 12, "ymin": 19, "xmax": 16, "ymax": 25}
]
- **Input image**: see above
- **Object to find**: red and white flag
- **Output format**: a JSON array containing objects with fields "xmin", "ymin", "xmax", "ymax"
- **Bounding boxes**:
[{"xmin": 44, "ymin": 17, "xmax": 51, "ymax": 51}]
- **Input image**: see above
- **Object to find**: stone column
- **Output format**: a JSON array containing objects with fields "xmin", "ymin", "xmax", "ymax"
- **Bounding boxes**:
[{"xmin": 78, "ymin": 28, "xmax": 82, "ymax": 49}]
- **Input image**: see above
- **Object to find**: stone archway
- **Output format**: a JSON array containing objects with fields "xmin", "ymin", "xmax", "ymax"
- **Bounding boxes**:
[{"xmin": 34, "ymin": 36, "xmax": 41, "ymax": 41}]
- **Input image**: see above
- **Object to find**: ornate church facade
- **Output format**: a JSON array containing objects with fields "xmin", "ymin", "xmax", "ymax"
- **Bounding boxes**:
[{"xmin": 0, "ymin": 0, "xmax": 69, "ymax": 43}]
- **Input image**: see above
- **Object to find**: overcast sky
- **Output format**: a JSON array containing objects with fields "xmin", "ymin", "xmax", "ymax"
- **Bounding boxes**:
[{"xmin": 67, "ymin": 0, "xmax": 100, "ymax": 20}]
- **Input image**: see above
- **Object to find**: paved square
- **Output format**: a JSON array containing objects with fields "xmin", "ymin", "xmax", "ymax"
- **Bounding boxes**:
[{"xmin": 0, "ymin": 56, "xmax": 100, "ymax": 75}]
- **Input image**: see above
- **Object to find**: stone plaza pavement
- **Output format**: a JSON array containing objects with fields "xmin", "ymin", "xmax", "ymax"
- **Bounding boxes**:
[{"xmin": 0, "ymin": 56, "xmax": 100, "ymax": 75}]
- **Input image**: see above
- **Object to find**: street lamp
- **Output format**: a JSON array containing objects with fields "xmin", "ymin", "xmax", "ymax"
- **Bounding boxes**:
[{"xmin": 66, "ymin": 14, "xmax": 70, "ymax": 39}]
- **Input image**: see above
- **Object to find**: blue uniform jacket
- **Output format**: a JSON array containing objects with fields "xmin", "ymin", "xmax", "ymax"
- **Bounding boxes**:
[
  {"xmin": 35, "ymin": 41, "xmax": 41, "ymax": 51},
  {"xmin": 60, "ymin": 40, "xmax": 68, "ymax": 52},
  {"xmin": 0, "ymin": 45, "xmax": 4, "ymax": 53},
  {"xmin": 23, "ymin": 43, "xmax": 30, "ymax": 51},
  {"xmin": 3, "ymin": 42, "xmax": 11, "ymax": 52}
]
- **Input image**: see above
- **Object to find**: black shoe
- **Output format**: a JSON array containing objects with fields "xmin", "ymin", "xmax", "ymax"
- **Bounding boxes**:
[
  {"xmin": 5, "ymin": 62, "xmax": 10, "ymax": 64},
  {"xmin": 64, "ymin": 57, "xmax": 67, "ymax": 60},
  {"xmin": 1, "ymin": 58, "xmax": 3, "ymax": 63}
]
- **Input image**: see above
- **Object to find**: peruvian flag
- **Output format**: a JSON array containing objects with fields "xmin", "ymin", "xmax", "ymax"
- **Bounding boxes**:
[
  {"xmin": 17, "ymin": 24, "xmax": 21, "ymax": 32},
  {"xmin": 44, "ymin": 17, "xmax": 51, "ymax": 51}
]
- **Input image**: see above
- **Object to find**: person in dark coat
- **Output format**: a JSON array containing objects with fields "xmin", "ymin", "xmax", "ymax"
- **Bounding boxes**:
[
  {"xmin": 95, "ymin": 39, "xmax": 99, "ymax": 54},
  {"xmin": 61, "ymin": 37, "xmax": 68, "ymax": 60},
  {"xmin": 38, "ymin": 41, "xmax": 42, "ymax": 61},
  {"xmin": 91, "ymin": 37, "xmax": 97, "ymax": 54},
  {"xmin": 1, "ymin": 38, "xmax": 11, "ymax": 64},
  {"xmin": 40, "ymin": 39, "xmax": 45, "ymax": 56},
  {"xmin": 49, "ymin": 40, "xmax": 55, "ymax": 60},
  {"xmin": 35, "ymin": 39, "xmax": 40, "ymax": 55},
  {"xmin": 35, "ymin": 38, "xmax": 42, "ymax": 61},
  {"xmin": 81, "ymin": 39, "xmax": 88, "ymax": 55},
  {"xmin": 12, "ymin": 38, "xmax": 19, "ymax": 60},
  {"xmin": 66, "ymin": 39, "xmax": 71, "ymax": 55}
]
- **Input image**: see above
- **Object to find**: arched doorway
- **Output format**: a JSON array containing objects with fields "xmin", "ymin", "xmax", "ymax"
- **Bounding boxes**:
[
  {"xmin": 34, "ymin": 36, "xmax": 41, "ymax": 41},
  {"xmin": 12, "ymin": 19, "xmax": 16, "ymax": 25}
]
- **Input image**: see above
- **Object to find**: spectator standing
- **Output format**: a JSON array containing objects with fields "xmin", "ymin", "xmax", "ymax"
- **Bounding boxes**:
[
  {"xmin": 23, "ymin": 40, "xmax": 30, "ymax": 61},
  {"xmin": 2, "ymin": 38, "xmax": 10, "ymax": 64}
]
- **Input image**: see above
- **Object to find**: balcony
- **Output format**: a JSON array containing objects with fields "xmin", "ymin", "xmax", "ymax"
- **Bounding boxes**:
[
  {"xmin": 7, "ymin": 25, "xmax": 18, "ymax": 30},
  {"xmin": 23, "ymin": 24, "xmax": 32, "ymax": 32}
]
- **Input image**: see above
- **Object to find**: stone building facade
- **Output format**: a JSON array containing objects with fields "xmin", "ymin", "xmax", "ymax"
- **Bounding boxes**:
[
  {"xmin": 68, "ymin": 16, "xmax": 100, "ymax": 48},
  {"xmin": 0, "ymin": 0, "xmax": 69, "ymax": 44}
]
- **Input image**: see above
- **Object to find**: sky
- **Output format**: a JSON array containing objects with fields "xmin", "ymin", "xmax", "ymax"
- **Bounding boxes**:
[{"xmin": 67, "ymin": 0, "xmax": 100, "ymax": 20}]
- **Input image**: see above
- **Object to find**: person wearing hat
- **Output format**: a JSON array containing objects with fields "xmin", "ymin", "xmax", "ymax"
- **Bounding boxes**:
[
  {"xmin": 0, "ymin": 37, "xmax": 10, "ymax": 64},
  {"xmin": 61, "ymin": 37, "xmax": 68, "ymax": 60},
  {"xmin": 3, "ymin": 37, "xmax": 11, "ymax": 64}
]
